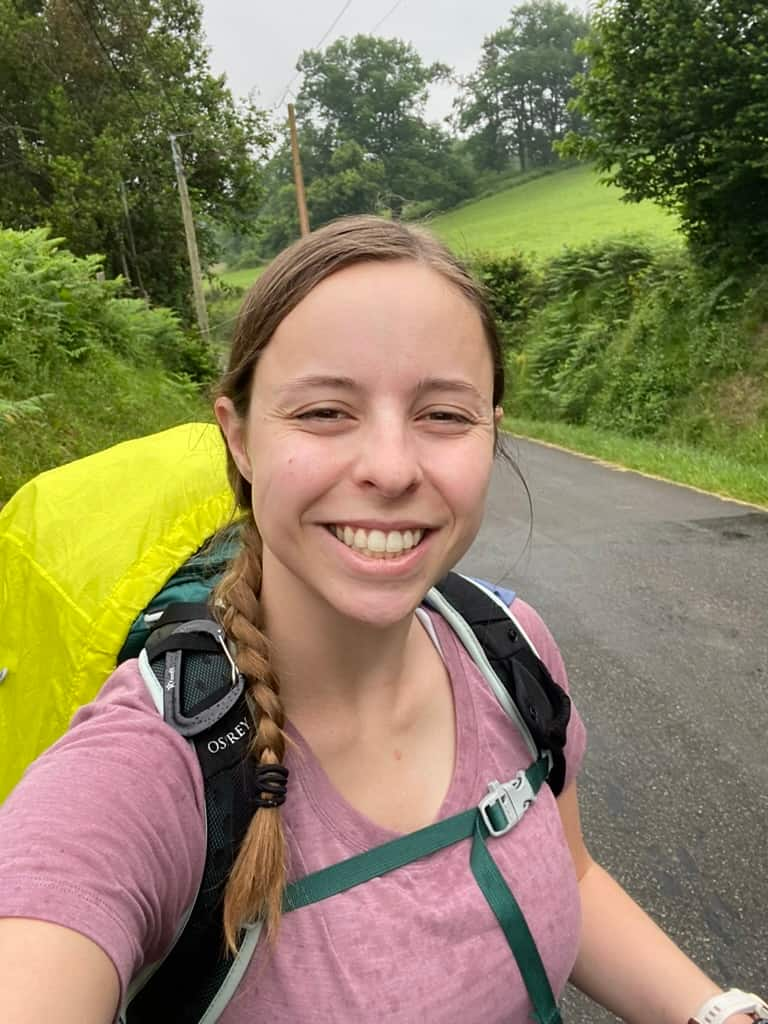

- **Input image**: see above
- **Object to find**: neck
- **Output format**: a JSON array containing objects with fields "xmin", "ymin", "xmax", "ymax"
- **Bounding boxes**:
[{"xmin": 259, "ymin": 564, "xmax": 431, "ymax": 724}]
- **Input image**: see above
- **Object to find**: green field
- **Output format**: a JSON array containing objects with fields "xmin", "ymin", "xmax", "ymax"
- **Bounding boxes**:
[
  {"xmin": 212, "ymin": 165, "xmax": 681, "ymax": 349},
  {"xmin": 218, "ymin": 165, "xmax": 680, "ymax": 289},
  {"xmin": 427, "ymin": 164, "xmax": 681, "ymax": 260},
  {"xmin": 217, "ymin": 265, "xmax": 264, "ymax": 290}
]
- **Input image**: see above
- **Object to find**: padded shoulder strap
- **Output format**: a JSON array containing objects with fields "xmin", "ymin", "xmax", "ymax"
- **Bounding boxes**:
[
  {"xmin": 126, "ymin": 607, "xmax": 260, "ymax": 1024},
  {"xmin": 431, "ymin": 572, "xmax": 571, "ymax": 796}
]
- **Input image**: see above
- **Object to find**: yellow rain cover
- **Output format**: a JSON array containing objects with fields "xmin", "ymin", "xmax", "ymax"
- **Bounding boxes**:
[{"xmin": 0, "ymin": 422, "xmax": 233, "ymax": 801}]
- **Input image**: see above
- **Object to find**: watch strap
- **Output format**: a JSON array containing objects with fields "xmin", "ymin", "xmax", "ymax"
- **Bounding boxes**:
[{"xmin": 689, "ymin": 989, "xmax": 768, "ymax": 1024}]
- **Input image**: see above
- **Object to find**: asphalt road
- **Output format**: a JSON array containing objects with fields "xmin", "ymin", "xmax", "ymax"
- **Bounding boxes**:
[{"xmin": 458, "ymin": 436, "xmax": 768, "ymax": 1021}]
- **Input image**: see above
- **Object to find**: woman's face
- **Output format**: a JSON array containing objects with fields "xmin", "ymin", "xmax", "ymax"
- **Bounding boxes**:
[{"xmin": 217, "ymin": 259, "xmax": 500, "ymax": 629}]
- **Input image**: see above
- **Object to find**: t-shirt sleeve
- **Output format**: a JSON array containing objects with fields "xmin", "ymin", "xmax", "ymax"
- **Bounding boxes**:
[
  {"xmin": 0, "ymin": 659, "xmax": 207, "ymax": 1001},
  {"xmin": 508, "ymin": 597, "xmax": 587, "ymax": 791}
]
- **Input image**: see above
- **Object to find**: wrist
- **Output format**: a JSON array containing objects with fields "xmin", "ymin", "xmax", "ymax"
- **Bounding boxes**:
[{"xmin": 688, "ymin": 990, "xmax": 768, "ymax": 1024}]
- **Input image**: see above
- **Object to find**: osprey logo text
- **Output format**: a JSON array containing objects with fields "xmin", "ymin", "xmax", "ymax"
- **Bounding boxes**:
[
  {"xmin": 207, "ymin": 718, "xmax": 250, "ymax": 754},
  {"xmin": 165, "ymin": 664, "xmax": 176, "ymax": 692}
]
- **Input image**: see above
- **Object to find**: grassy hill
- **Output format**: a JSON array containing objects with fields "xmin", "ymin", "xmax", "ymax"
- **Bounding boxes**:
[
  {"xmin": 211, "ymin": 164, "xmax": 681, "ymax": 354},
  {"xmin": 218, "ymin": 164, "xmax": 680, "ymax": 290},
  {"xmin": 426, "ymin": 164, "xmax": 681, "ymax": 261}
]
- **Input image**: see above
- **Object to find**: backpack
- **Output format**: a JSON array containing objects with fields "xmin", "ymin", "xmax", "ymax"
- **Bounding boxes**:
[
  {"xmin": 0, "ymin": 423, "xmax": 231, "ymax": 801},
  {"xmin": 120, "ymin": 565, "xmax": 571, "ymax": 1024}
]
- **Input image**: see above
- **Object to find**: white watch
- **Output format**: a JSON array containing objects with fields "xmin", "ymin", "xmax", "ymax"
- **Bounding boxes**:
[{"xmin": 688, "ymin": 989, "xmax": 768, "ymax": 1024}]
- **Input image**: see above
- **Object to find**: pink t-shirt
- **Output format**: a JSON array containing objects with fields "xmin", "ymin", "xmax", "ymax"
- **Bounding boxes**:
[{"xmin": 0, "ymin": 599, "xmax": 586, "ymax": 1023}]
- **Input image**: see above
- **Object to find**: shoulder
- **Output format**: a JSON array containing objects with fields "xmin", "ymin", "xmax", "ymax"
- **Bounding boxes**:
[
  {"xmin": 9, "ymin": 658, "xmax": 204, "ymax": 790},
  {"xmin": 507, "ymin": 596, "xmax": 587, "ymax": 788},
  {"xmin": 507, "ymin": 597, "xmax": 570, "ymax": 694},
  {"xmin": 448, "ymin": 584, "xmax": 587, "ymax": 789},
  {"xmin": 55, "ymin": 658, "xmax": 207, "ymax": 801},
  {"xmin": 0, "ymin": 659, "xmax": 207, "ymax": 999}
]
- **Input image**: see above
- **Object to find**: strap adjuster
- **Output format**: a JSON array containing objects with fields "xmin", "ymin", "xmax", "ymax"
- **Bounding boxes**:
[{"xmin": 478, "ymin": 771, "xmax": 537, "ymax": 837}]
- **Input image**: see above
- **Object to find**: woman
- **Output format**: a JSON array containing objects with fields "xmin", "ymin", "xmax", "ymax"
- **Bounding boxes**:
[{"xmin": 0, "ymin": 217, "xmax": 762, "ymax": 1024}]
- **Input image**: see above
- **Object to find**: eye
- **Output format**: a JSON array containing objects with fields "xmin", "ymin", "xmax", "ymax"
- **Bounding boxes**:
[
  {"xmin": 296, "ymin": 407, "xmax": 349, "ymax": 421},
  {"xmin": 422, "ymin": 409, "xmax": 475, "ymax": 424}
]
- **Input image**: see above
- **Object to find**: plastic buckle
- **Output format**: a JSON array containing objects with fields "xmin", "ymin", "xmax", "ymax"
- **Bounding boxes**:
[{"xmin": 478, "ymin": 771, "xmax": 536, "ymax": 837}]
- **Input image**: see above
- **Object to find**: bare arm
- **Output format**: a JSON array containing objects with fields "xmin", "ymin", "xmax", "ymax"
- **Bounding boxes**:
[
  {"xmin": 558, "ymin": 784, "xmax": 751, "ymax": 1024},
  {"xmin": 0, "ymin": 918, "xmax": 120, "ymax": 1024}
]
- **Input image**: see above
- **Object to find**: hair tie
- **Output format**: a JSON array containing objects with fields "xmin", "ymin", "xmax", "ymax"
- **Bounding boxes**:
[{"xmin": 251, "ymin": 763, "xmax": 289, "ymax": 809}]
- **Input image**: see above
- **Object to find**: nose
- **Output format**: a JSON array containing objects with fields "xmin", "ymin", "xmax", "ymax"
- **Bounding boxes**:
[{"xmin": 352, "ymin": 416, "xmax": 423, "ymax": 498}]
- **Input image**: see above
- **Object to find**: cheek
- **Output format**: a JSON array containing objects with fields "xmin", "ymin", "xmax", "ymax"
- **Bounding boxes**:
[
  {"xmin": 427, "ymin": 438, "xmax": 495, "ymax": 519},
  {"xmin": 248, "ymin": 439, "xmax": 341, "ymax": 520}
]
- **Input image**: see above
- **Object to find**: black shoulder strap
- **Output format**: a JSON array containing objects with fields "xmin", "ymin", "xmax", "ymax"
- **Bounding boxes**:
[
  {"xmin": 434, "ymin": 573, "xmax": 571, "ymax": 796},
  {"xmin": 126, "ymin": 607, "xmax": 258, "ymax": 1024}
]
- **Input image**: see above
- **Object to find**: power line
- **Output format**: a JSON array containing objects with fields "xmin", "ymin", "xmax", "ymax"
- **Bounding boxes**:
[
  {"xmin": 114, "ymin": 0, "xmax": 185, "ymax": 127},
  {"xmin": 66, "ymin": 0, "xmax": 152, "ymax": 120},
  {"xmin": 207, "ymin": 307, "xmax": 244, "ymax": 334},
  {"xmin": 272, "ymin": 0, "xmax": 355, "ymax": 109},
  {"xmin": 64, "ymin": 2, "xmax": 200, "ymax": 159},
  {"xmin": 0, "ymin": 117, "xmax": 39, "ymax": 137},
  {"xmin": 272, "ymin": 75, "xmax": 299, "ymax": 112},
  {"xmin": 371, "ymin": 0, "xmax": 406, "ymax": 34},
  {"xmin": 315, "ymin": 0, "xmax": 355, "ymax": 49},
  {"xmin": 69, "ymin": 0, "xmax": 123, "ymax": 79}
]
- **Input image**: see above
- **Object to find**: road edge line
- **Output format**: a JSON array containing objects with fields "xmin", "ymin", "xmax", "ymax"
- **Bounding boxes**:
[{"xmin": 507, "ymin": 432, "xmax": 768, "ymax": 513}]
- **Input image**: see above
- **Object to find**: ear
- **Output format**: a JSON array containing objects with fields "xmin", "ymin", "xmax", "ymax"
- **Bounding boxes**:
[
  {"xmin": 214, "ymin": 396, "xmax": 253, "ymax": 483},
  {"xmin": 494, "ymin": 405, "xmax": 504, "ymax": 424}
]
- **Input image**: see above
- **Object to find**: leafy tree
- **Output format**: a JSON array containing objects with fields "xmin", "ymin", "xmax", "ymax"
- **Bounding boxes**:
[
  {"xmin": 561, "ymin": 0, "xmax": 768, "ymax": 266},
  {"xmin": 456, "ymin": 1, "xmax": 590, "ymax": 173},
  {"xmin": 257, "ymin": 137, "xmax": 388, "ymax": 255},
  {"xmin": 305, "ymin": 141, "xmax": 387, "ymax": 225},
  {"xmin": 0, "ymin": 0, "xmax": 272, "ymax": 313},
  {"xmin": 455, "ymin": 43, "xmax": 515, "ymax": 173},
  {"xmin": 294, "ymin": 35, "xmax": 473, "ymax": 218}
]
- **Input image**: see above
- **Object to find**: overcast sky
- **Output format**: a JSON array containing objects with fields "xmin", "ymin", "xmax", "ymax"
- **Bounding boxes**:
[{"xmin": 201, "ymin": 0, "xmax": 592, "ymax": 124}]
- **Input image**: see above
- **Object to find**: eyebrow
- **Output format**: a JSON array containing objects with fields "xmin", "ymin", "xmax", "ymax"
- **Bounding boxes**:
[
  {"xmin": 417, "ymin": 377, "xmax": 487, "ymax": 401},
  {"xmin": 277, "ymin": 375, "xmax": 358, "ymax": 395},
  {"xmin": 277, "ymin": 375, "xmax": 487, "ymax": 402}
]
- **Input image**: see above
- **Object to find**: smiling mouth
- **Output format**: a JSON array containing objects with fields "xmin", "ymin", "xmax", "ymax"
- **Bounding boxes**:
[{"xmin": 325, "ymin": 524, "xmax": 428, "ymax": 559}]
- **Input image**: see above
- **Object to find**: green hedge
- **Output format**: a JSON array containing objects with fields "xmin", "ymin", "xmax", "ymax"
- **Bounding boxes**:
[
  {"xmin": 0, "ymin": 228, "xmax": 215, "ymax": 500},
  {"xmin": 0, "ymin": 227, "xmax": 218, "ymax": 391},
  {"xmin": 499, "ymin": 238, "xmax": 768, "ymax": 465}
]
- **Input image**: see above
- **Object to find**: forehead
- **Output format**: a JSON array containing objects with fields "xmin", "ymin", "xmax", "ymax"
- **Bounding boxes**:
[{"xmin": 255, "ymin": 260, "xmax": 492, "ymax": 391}]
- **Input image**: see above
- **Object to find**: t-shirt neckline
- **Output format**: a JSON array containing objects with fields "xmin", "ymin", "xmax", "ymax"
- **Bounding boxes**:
[{"xmin": 283, "ymin": 608, "xmax": 482, "ymax": 855}]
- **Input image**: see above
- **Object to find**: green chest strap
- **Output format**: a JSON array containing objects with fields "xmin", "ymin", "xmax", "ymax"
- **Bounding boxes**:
[{"xmin": 284, "ymin": 755, "xmax": 561, "ymax": 1024}]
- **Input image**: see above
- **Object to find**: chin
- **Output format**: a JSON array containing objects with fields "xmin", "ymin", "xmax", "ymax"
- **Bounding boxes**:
[{"xmin": 326, "ymin": 585, "xmax": 427, "ymax": 630}]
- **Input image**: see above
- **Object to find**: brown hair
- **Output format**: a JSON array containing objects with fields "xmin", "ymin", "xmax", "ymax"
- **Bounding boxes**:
[{"xmin": 212, "ymin": 215, "xmax": 506, "ymax": 951}]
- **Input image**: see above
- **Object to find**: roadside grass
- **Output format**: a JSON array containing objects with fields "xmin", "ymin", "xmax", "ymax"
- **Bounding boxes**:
[
  {"xmin": 504, "ymin": 417, "xmax": 768, "ymax": 509},
  {"xmin": 428, "ymin": 164, "xmax": 682, "ymax": 261}
]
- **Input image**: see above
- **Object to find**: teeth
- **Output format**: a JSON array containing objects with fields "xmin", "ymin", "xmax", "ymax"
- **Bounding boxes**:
[
  {"xmin": 385, "ymin": 532, "xmax": 403, "ymax": 553},
  {"xmin": 367, "ymin": 530, "xmax": 386, "ymax": 552},
  {"xmin": 329, "ymin": 525, "xmax": 425, "ymax": 558}
]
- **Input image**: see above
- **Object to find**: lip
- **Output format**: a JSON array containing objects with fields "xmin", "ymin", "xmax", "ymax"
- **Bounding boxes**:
[
  {"xmin": 319, "ymin": 523, "xmax": 435, "ymax": 575},
  {"xmin": 321, "ymin": 520, "xmax": 435, "ymax": 531}
]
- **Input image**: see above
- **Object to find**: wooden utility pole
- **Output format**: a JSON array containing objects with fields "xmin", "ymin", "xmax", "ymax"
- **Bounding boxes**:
[
  {"xmin": 119, "ymin": 179, "xmax": 147, "ymax": 299},
  {"xmin": 169, "ymin": 133, "xmax": 210, "ymax": 341},
  {"xmin": 287, "ymin": 103, "xmax": 310, "ymax": 237}
]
